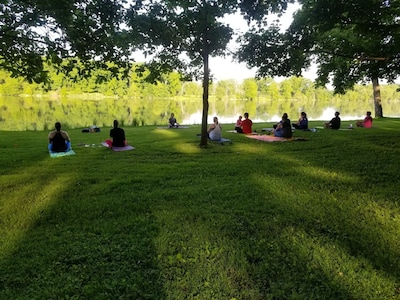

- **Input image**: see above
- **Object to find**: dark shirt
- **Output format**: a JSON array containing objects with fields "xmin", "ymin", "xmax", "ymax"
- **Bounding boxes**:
[
  {"xmin": 330, "ymin": 116, "xmax": 341, "ymax": 129},
  {"xmin": 281, "ymin": 119, "xmax": 293, "ymax": 138},
  {"xmin": 50, "ymin": 132, "xmax": 67, "ymax": 152},
  {"xmin": 298, "ymin": 118, "xmax": 308, "ymax": 129},
  {"xmin": 110, "ymin": 127, "xmax": 126, "ymax": 147},
  {"xmin": 169, "ymin": 117, "xmax": 177, "ymax": 127}
]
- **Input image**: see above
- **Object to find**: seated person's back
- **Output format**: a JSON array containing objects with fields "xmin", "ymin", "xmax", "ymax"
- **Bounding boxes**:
[
  {"xmin": 50, "ymin": 132, "xmax": 68, "ymax": 152},
  {"xmin": 280, "ymin": 119, "xmax": 293, "ymax": 138},
  {"xmin": 110, "ymin": 126, "xmax": 126, "ymax": 147},
  {"xmin": 48, "ymin": 122, "xmax": 71, "ymax": 152},
  {"xmin": 274, "ymin": 113, "xmax": 292, "ymax": 138}
]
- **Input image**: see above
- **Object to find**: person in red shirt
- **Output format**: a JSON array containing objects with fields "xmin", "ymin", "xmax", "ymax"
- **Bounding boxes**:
[
  {"xmin": 241, "ymin": 112, "xmax": 253, "ymax": 134},
  {"xmin": 356, "ymin": 111, "xmax": 373, "ymax": 128}
]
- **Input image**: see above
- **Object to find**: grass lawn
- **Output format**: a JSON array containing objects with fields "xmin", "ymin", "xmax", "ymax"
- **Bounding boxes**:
[{"xmin": 1, "ymin": 118, "xmax": 400, "ymax": 299}]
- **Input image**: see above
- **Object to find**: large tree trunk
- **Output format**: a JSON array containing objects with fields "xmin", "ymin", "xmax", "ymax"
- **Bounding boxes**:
[
  {"xmin": 372, "ymin": 77, "xmax": 383, "ymax": 118},
  {"xmin": 200, "ymin": 53, "xmax": 209, "ymax": 147}
]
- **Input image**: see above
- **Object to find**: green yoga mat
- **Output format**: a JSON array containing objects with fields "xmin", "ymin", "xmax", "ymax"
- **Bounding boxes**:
[{"xmin": 49, "ymin": 150, "xmax": 76, "ymax": 157}]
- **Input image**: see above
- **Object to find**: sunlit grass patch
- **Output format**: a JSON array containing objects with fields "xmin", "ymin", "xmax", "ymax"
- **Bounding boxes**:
[
  {"xmin": 0, "ymin": 168, "xmax": 75, "ymax": 257},
  {"xmin": 0, "ymin": 119, "xmax": 400, "ymax": 299}
]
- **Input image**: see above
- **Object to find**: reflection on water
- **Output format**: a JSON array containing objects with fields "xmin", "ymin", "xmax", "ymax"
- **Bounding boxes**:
[
  {"xmin": 183, "ymin": 107, "xmax": 397, "ymax": 125},
  {"xmin": 0, "ymin": 95, "xmax": 399, "ymax": 131}
]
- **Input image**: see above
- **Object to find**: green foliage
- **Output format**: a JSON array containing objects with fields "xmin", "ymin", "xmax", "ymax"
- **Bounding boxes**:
[
  {"xmin": 0, "ymin": 0, "xmax": 133, "ymax": 84},
  {"xmin": 1, "ymin": 119, "xmax": 400, "ymax": 298},
  {"xmin": 237, "ymin": 0, "xmax": 400, "ymax": 94}
]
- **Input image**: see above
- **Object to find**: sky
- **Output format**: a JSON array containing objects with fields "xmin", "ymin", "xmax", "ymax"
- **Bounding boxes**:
[
  {"xmin": 133, "ymin": 3, "xmax": 318, "ymax": 83},
  {"xmin": 208, "ymin": 3, "xmax": 318, "ymax": 82}
]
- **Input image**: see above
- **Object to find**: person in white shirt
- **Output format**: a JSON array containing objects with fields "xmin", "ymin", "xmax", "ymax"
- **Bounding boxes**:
[{"xmin": 207, "ymin": 116, "xmax": 222, "ymax": 141}]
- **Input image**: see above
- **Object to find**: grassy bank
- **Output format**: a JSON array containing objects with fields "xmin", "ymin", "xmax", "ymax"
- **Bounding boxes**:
[{"xmin": 1, "ymin": 118, "xmax": 399, "ymax": 299}]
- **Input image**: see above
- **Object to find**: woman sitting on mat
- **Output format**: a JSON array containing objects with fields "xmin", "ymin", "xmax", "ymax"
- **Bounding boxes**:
[
  {"xmin": 208, "ymin": 116, "xmax": 222, "ymax": 141},
  {"xmin": 168, "ymin": 113, "xmax": 180, "ymax": 128},
  {"xmin": 292, "ymin": 111, "xmax": 308, "ymax": 130},
  {"xmin": 105, "ymin": 119, "xmax": 127, "ymax": 147},
  {"xmin": 273, "ymin": 113, "xmax": 292, "ymax": 138},
  {"xmin": 356, "ymin": 111, "xmax": 373, "ymax": 128},
  {"xmin": 48, "ymin": 122, "xmax": 71, "ymax": 152},
  {"xmin": 235, "ymin": 115, "xmax": 243, "ymax": 133}
]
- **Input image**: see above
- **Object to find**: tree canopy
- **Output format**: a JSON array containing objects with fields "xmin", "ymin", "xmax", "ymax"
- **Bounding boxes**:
[
  {"xmin": 0, "ymin": 0, "xmax": 132, "ymax": 84},
  {"xmin": 236, "ymin": 0, "xmax": 400, "ymax": 117}
]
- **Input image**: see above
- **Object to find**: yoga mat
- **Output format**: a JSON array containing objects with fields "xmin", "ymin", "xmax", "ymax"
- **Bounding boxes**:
[
  {"xmin": 246, "ymin": 135, "xmax": 291, "ymax": 142},
  {"xmin": 212, "ymin": 137, "xmax": 232, "ymax": 144},
  {"xmin": 111, "ymin": 145, "xmax": 135, "ymax": 151},
  {"xmin": 101, "ymin": 142, "xmax": 135, "ymax": 151},
  {"xmin": 49, "ymin": 150, "xmax": 76, "ymax": 157},
  {"xmin": 197, "ymin": 135, "xmax": 232, "ymax": 144},
  {"xmin": 261, "ymin": 128, "xmax": 274, "ymax": 132},
  {"xmin": 157, "ymin": 126, "xmax": 190, "ymax": 129},
  {"xmin": 225, "ymin": 130, "xmax": 258, "ymax": 135},
  {"xmin": 246, "ymin": 135, "xmax": 307, "ymax": 142}
]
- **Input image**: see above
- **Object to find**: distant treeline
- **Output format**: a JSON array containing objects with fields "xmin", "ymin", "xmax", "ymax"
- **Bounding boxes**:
[{"xmin": 0, "ymin": 60, "xmax": 399, "ymax": 131}]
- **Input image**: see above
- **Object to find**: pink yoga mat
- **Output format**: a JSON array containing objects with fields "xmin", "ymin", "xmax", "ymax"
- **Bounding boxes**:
[
  {"xmin": 246, "ymin": 135, "xmax": 290, "ymax": 142},
  {"xmin": 101, "ymin": 142, "xmax": 135, "ymax": 151}
]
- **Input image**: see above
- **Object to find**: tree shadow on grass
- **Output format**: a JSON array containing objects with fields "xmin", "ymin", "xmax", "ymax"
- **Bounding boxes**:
[
  {"xmin": 217, "ymin": 137, "xmax": 400, "ymax": 298},
  {"xmin": 0, "ymin": 151, "xmax": 166, "ymax": 299}
]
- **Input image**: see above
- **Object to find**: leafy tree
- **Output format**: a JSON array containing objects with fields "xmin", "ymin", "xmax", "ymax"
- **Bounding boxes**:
[
  {"xmin": 242, "ymin": 78, "xmax": 258, "ymax": 101},
  {"xmin": 125, "ymin": 0, "xmax": 292, "ymax": 146},
  {"xmin": 237, "ymin": 0, "xmax": 400, "ymax": 117},
  {"xmin": 0, "ymin": 0, "xmax": 132, "ymax": 84}
]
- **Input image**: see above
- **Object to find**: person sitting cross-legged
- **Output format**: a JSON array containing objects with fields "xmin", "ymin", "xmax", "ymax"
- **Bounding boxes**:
[
  {"xmin": 241, "ymin": 112, "xmax": 253, "ymax": 134},
  {"xmin": 356, "ymin": 111, "xmax": 373, "ymax": 128},
  {"xmin": 273, "ymin": 113, "xmax": 293, "ymax": 138},
  {"xmin": 292, "ymin": 111, "xmax": 308, "ymax": 130},
  {"xmin": 208, "ymin": 116, "xmax": 222, "ymax": 141},
  {"xmin": 324, "ymin": 111, "xmax": 341, "ymax": 129},
  {"xmin": 48, "ymin": 122, "xmax": 71, "ymax": 152},
  {"xmin": 105, "ymin": 119, "xmax": 127, "ymax": 148}
]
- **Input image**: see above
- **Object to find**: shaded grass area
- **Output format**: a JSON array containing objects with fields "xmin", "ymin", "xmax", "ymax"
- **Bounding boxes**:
[{"xmin": 1, "ymin": 119, "xmax": 400, "ymax": 299}]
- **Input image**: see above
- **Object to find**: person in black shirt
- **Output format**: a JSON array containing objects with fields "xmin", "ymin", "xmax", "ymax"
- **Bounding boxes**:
[
  {"xmin": 168, "ymin": 113, "xmax": 179, "ymax": 128},
  {"xmin": 105, "ymin": 119, "xmax": 126, "ymax": 147},
  {"xmin": 324, "ymin": 111, "xmax": 341, "ymax": 129},
  {"xmin": 48, "ymin": 122, "xmax": 71, "ymax": 152}
]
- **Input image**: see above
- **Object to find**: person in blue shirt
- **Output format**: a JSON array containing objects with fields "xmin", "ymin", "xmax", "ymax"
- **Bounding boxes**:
[{"xmin": 293, "ymin": 112, "xmax": 308, "ymax": 130}]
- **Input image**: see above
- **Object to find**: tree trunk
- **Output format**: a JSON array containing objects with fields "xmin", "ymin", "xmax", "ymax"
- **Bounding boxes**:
[
  {"xmin": 372, "ymin": 77, "xmax": 383, "ymax": 118},
  {"xmin": 200, "ymin": 52, "xmax": 209, "ymax": 147}
]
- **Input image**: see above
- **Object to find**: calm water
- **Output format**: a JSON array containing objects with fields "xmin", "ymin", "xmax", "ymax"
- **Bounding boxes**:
[{"xmin": 0, "ymin": 95, "xmax": 398, "ymax": 131}]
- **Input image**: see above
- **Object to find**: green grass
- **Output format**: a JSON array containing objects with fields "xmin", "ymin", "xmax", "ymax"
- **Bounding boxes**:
[{"xmin": 1, "ymin": 119, "xmax": 400, "ymax": 299}]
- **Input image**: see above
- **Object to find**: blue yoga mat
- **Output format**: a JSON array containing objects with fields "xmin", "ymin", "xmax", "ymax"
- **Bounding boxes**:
[{"xmin": 49, "ymin": 149, "xmax": 76, "ymax": 157}]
